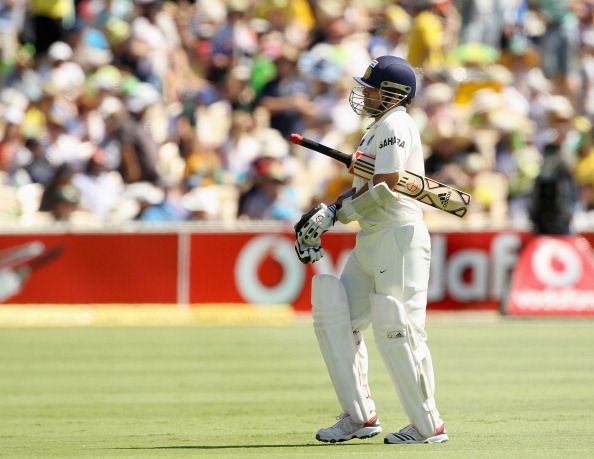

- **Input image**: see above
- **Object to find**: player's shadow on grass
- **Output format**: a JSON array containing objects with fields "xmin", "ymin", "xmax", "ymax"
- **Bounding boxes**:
[{"xmin": 116, "ymin": 443, "xmax": 369, "ymax": 450}]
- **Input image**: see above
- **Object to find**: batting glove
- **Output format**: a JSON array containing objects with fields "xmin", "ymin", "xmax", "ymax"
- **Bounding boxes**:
[
  {"xmin": 294, "ymin": 238, "xmax": 324, "ymax": 264},
  {"xmin": 294, "ymin": 203, "xmax": 337, "ymax": 245}
]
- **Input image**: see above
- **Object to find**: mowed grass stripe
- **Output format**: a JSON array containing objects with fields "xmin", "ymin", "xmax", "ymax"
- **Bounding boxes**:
[{"xmin": 0, "ymin": 320, "xmax": 593, "ymax": 458}]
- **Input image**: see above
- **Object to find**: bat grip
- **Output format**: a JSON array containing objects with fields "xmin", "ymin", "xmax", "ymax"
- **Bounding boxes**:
[{"xmin": 289, "ymin": 133, "xmax": 352, "ymax": 167}]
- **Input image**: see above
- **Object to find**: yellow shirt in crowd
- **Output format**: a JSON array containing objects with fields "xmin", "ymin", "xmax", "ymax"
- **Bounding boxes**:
[
  {"xmin": 407, "ymin": 10, "xmax": 445, "ymax": 72},
  {"xmin": 31, "ymin": 0, "xmax": 73, "ymax": 19}
]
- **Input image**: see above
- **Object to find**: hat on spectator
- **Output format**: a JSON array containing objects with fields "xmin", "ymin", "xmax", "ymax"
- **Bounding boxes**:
[
  {"xmin": 299, "ymin": 44, "xmax": 342, "ymax": 84},
  {"xmin": 423, "ymin": 82, "xmax": 453, "ymax": 106},
  {"xmin": 55, "ymin": 185, "xmax": 80, "ymax": 205},
  {"xmin": 470, "ymin": 89, "xmax": 503, "ymax": 115},
  {"xmin": 198, "ymin": 0, "xmax": 226, "ymax": 24},
  {"xmin": 427, "ymin": 119, "xmax": 472, "ymax": 150},
  {"xmin": 228, "ymin": 0, "xmax": 249, "ymax": 13},
  {"xmin": 3, "ymin": 107, "xmax": 24, "ymax": 125},
  {"xmin": 230, "ymin": 64, "xmax": 251, "ymax": 81},
  {"xmin": 488, "ymin": 64, "xmax": 513, "ymax": 86},
  {"xmin": 386, "ymin": 5, "xmax": 411, "ymax": 33},
  {"xmin": 258, "ymin": 128, "xmax": 290, "ymax": 158},
  {"xmin": 92, "ymin": 65, "xmax": 123, "ymax": 93},
  {"xmin": 98, "ymin": 96, "xmax": 124, "ymax": 119},
  {"xmin": 48, "ymin": 41, "xmax": 73, "ymax": 62},
  {"xmin": 526, "ymin": 68, "xmax": 552, "ymax": 94},
  {"xmin": 105, "ymin": 18, "xmax": 131, "ymax": 45},
  {"xmin": 463, "ymin": 152, "xmax": 485, "ymax": 174},
  {"xmin": 181, "ymin": 187, "xmax": 220, "ymax": 217},
  {"xmin": 488, "ymin": 109, "xmax": 534, "ymax": 135},
  {"xmin": 1, "ymin": 88, "xmax": 29, "ymax": 112},
  {"xmin": 122, "ymin": 182, "xmax": 165, "ymax": 204},
  {"xmin": 275, "ymin": 43, "xmax": 300, "ymax": 63},
  {"xmin": 249, "ymin": 18, "xmax": 271, "ymax": 34},
  {"xmin": 317, "ymin": 0, "xmax": 343, "ymax": 21},
  {"xmin": 125, "ymin": 83, "xmax": 160, "ymax": 113},
  {"xmin": 547, "ymin": 96, "xmax": 574, "ymax": 121}
]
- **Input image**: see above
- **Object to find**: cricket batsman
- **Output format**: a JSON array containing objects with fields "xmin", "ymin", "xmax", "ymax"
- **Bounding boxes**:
[{"xmin": 294, "ymin": 55, "xmax": 448, "ymax": 444}]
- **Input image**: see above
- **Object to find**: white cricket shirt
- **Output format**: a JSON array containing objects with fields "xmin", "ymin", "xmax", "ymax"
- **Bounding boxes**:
[{"xmin": 353, "ymin": 106, "xmax": 424, "ymax": 230}]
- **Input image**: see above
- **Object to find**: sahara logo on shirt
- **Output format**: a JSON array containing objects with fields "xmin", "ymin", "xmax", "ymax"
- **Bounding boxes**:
[{"xmin": 378, "ymin": 136, "xmax": 405, "ymax": 149}]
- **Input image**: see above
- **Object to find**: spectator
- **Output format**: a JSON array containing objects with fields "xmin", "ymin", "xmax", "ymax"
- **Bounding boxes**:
[
  {"xmin": 369, "ymin": 5, "xmax": 411, "ymax": 59},
  {"xmin": 220, "ymin": 110, "xmax": 260, "ymax": 183},
  {"xmin": 22, "ymin": 137, "xmax": 54, "ymax": 186},
  {"xmin": 459, "ymin": 0, "xmax": 506, "ymax": 48},
  {"xmin": 28, "ymin": 0, "xmax": 75, "ymax": 56},
  {"xmin": 577, "ymin": 30, "xmax": 594, "ymax": 118},
  {"xmin": 4, "ymin": 44, "xmax": 44, "ymax": 102},
  {"xmin": 531, "ymin": 0, "xmax": 579, "ymax": 93},
  {"xmin": 237, "ymin": 156, "xmax": 300, "ymax": 221},
  {"xmin": 573, "ymin": 117, "xmax": 594, "ymax": 217},
  {"xmin": 111, "ymin": 82, "xmax": 161, "ymax": 183},
  {"xmin": 137, "ymin": 179, "xmax": 189, "ymax": 222},
  {"xmin": 208, "ymin": 0, "xmax": 257, "ymax": 83},
  {"xmin": 0, "ymin": 0, "xmax": 26, "ymax": 71},
  {"xmin": 127, "ymin": 0, "xmax": 177, "ymax": 90},
  {"xmin": 71, "ymin": 148, "xmax": 123, "ymax": 221},
  {"xmin": 424, "ymin": 116, "xmax": 475, "ymax": 189},
  {"xmin": 38, "ymin": 162, "xmax": 76, "ymax": 212},
  {"xmin": 529, "ymin": 142, "xmax": 577, "ymax": 234},
  {"xmin": 407, "ymin": 1, "xmax": 447, "ymax": 73},
  {"xmin": 258, "ymin": 45, "xmax": 315, "ymax": 139},
  {"xmin": 0, "ymin": 107, "xmax": 25, "ymax": 178},
  {"xmin": 48, "ymin": 183, "xmax": 81, "ymax": 222}
]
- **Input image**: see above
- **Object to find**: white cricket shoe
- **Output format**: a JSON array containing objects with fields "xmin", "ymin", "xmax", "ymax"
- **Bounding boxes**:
[
  {"xmin": 384, "ymin": 424, "xmax": 448, "ymax": 444},
  {"xmin": 316, "ymin": 413, "xmax": 382, "ymax": 443}
]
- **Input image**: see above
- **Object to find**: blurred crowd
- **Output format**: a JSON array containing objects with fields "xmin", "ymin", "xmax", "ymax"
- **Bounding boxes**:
[{"xmin": 0, "ymin": 0, "xmax": 594, "ymax": 231}]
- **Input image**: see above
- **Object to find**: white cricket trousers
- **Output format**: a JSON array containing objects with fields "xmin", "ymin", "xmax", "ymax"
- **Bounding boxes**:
[
  {"xmin": 341, "ymin": 220, "xmax": 431, "ymax": 336},
  {"xmin": 339, "ymin": 221, "xmax": 442, "ymax": 436}
]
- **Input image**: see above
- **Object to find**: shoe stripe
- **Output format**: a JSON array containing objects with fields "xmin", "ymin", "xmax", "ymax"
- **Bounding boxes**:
[
  {"xmin": 392, "ymin": 433, "xmax": 415, "ymax": 441},
  {"xmin": 364, "ymin": 415, "xmax": 378, "ymax": 427}
]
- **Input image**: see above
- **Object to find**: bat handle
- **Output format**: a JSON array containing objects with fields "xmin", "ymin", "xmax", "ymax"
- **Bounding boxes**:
[
  {"xmin": 289, "ymin": 133, "xmax": 303, "ymax": 145},
  {"xmin": 289, "ymin": 133, "xmax": 352, "ymax": 167}
]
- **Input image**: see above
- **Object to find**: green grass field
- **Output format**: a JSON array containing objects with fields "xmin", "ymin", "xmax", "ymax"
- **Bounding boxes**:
[{"xmin": 1, "ymin": 317, "xmax": 594, "ymax": 459}]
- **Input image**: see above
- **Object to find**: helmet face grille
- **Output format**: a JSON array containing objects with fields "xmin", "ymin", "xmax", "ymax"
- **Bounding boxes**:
[{"xmin": 349, "ymin": 86, "xmax": 408, "ymax": 117}]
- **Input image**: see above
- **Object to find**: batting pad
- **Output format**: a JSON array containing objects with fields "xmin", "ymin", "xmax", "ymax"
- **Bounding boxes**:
[
  {"xmin": 312, "ymin": 274, "xmax": 376, "ymax": 424},
  {"xmin": 370, "ymin": 293, "xmax": 441, "ymax": 437}
]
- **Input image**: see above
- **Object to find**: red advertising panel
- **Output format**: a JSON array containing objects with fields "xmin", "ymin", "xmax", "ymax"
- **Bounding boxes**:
[
  {"xmin": 0, "ymin": 233, "xmax": 178, "ymax": 304},
  {"xmin": 427, "ymin": 231, "xmax": 533, "ymax": 310},
  {"xmin": 505, "ymin": 236, "xmax": 594, "ymax": 316},
  {"xmin": 189, "ymin": 231, "xmax": 535, "ymax": 311},
  {"xmin": 2, "ymin": 229, "xmax": 593, "ymax": 312},
  {"xmin": 189, "ymin": 231, "xmax": 355, "ymax": 310}
]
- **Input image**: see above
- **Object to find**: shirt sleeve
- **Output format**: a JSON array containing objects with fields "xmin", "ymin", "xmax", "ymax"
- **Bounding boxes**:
[{"xmin": 373, "ymin": 114, "xmax": 410, "ymax": 174}]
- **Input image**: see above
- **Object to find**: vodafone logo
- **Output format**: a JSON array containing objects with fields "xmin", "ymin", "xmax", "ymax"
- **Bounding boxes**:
[
  {"xmin": 531, "ymin": 238, "xmax": 581, "ymax": 288},
  {"xmin": 507, "ymin": 235, "xmax": 594, "ymax": 315},
  {"xmin": 234, "ymin": 235, "xmax": 350, "ymax": 305},
  {"xmin": 234, "ymin": 235, "xmax": 305, "ymax": 304}
]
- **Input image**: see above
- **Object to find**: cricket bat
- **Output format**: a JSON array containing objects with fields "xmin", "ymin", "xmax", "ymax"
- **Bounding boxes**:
[{"xmin": 289, "ymin": 133, "xmax": 471, "ymax": 218}]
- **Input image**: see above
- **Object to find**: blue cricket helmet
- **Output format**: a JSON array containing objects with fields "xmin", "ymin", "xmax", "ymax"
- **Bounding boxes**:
[{"xmin": 353, "ymin": 56, "xmax": 417, "ymax": 98}]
